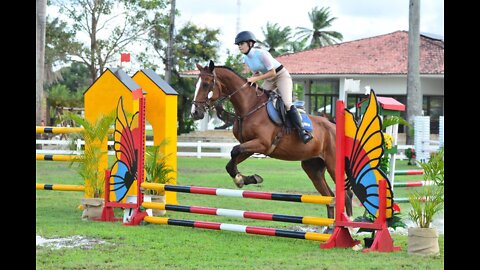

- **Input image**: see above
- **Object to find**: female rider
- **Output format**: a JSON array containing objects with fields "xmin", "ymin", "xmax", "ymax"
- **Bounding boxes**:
[{"xmin": 234, "ymin": 30, "xmax": 313, "ymax": 144}]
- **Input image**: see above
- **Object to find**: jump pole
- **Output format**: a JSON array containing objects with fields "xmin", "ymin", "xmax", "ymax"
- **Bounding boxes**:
[
  {"xmin": 141, "ymin": 202, "xmax": 334, "ymax": 226},
  {"xmin": 144, "ymin": 216, "xmax": 331, "ymax": 242},
  {"xmin": 141, "ymin": 183, "xmax": 334, "ymax": 205},
  {"xmin": 36, "ymin": 183, "xmax": 85, "ymax": 192}
]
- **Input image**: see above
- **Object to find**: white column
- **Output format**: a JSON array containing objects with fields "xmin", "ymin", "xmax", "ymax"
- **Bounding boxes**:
[{"xmin": 414, "ymin": 116, "xmax": 430, "ymax": 163}]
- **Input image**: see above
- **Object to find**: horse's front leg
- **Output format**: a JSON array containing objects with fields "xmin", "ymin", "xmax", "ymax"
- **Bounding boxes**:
[{"xmin": 226, "ymin": 139, "xmax": 268, "ymax": 188}]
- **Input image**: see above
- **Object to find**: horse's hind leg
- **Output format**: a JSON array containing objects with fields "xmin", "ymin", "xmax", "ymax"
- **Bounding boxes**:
[
  {"xmin": 301, "ymin": 158, "xmax": 335, "ymax": 220},
  {"xmin": 226, "ymin": 145, "xmax": 261, "ymax": 188}
]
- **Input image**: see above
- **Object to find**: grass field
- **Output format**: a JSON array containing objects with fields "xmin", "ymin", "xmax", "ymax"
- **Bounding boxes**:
[{"xmin": 36, "ymin": 157, "xmax": 444, "ymax": 269}]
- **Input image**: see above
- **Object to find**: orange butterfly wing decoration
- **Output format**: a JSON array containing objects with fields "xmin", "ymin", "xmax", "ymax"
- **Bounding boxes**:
[{"xmin": 344, "ymin": 90, "xmax": 394, "ymax": 218}]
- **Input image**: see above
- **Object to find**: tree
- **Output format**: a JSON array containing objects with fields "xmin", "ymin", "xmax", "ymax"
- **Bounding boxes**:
[
  {"xmin": 406, "ymin": 0, "xmax": 422, "ymax": 145},
  {"xmin": 295, "ymin": 6, "xmax": 343, "ymax": 49},
  {"xmin": 52, "ymin": 0, "xmax": 168, "ymax": 81},
  {"xmin": 54, "ymin": 62, "xmax": 92, "ymax": 93},
  {"xmin": 44, "ymin": 62, "xmax": 90, "ymax": 125},
  {"xmin": 283, "ymin": 39, "xmax": 309, "ymax": 54},
  {"xmin": 165, "ymin": 0, "xmax": 176, "ymax": 84},
  {"xmin": 142, "ymin": 19, "xmax": 220, "ymax": 134},
  {"xmin": 44, "ymin": 16, "xmax": 83, "ymax": 87},
  {"xmin": 259, "ymin": 22, "xmax": 292, "ymax": 57},
  {"xmin": 36, "ymin": 0, "xmax": 47, "ymax": 125}
]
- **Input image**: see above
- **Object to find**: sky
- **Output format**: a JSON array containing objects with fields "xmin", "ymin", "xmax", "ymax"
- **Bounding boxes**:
[{"xmin": 175, "ymin": 0, "xmax": 444, "ymax": 62}]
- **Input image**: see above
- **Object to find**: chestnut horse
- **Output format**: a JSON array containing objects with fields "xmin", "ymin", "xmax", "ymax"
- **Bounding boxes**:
[{"xmin": 190, "ymin": 60, "xmax": 353, "ymax": 221}]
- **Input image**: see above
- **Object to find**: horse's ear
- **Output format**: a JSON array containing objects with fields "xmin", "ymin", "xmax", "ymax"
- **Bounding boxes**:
[
  {"xmin": 208, "ymin": 60, "xmax": 215, "ymax": 72},
  {"xmin": 196, "ymin": 63, "xmax": 203, "ymax": 71}
]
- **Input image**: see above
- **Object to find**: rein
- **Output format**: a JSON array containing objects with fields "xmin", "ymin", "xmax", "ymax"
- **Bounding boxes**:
[
  {"xmin": 211, "ymin": 71, "xmax": 267, "ymax": 121},
  {"xmin": 193, "ymin": 68, "xmax": 270, "ymax": 142}
]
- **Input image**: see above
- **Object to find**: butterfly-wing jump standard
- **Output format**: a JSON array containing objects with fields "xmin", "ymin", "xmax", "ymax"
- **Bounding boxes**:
[
  {"xmin": 344, "ymin": 91, "xmax": 394, "ymax": 218},
  {"xmin": 109, "ymin": 97, "xmax": 141, "ymax": 202}
]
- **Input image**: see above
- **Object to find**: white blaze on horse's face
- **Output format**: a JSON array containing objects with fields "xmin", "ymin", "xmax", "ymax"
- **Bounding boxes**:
[{"xmin": 191, "ymin": 77, "xmax": 202, "ymax": 115}]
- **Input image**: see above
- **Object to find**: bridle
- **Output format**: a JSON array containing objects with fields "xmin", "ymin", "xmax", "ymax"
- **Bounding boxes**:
[
  {"xmin": 191, "ymin": 71, "xmax": 217, "ymax": 111},
  {"xmin": 192, "ymin": 68, "xmax": 271, "ymax": 142},
  {"xmin": 192, "ymin": 69, "xmax": 265, "ymax": 116},
  {"xmin": 192, "ymin": 70, "xmax": 247, "ymax": 113}
]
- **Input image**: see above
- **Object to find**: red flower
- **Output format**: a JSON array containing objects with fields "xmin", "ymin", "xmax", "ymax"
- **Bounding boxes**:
[{"xmin": 393, "ymin": 203, "xmax": 401, "ymax": 213}]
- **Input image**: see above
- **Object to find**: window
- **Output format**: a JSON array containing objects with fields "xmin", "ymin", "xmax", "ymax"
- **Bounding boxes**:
[{"xmin": 423, "ymin": 96, "xmax": 444, "ymax": 134}]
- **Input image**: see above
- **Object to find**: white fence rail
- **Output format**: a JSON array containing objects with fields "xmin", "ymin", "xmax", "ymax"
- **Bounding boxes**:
[{"xmin": 36, "ymin": 139, "xmax": 418, "ymax": 159}]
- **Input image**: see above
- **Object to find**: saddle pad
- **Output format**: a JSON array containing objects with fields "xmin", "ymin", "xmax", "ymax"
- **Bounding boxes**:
[
  {"xmin": 301, "ymin": 113, "xmax": 313, "ymax": 132},
  {"xmin": 267, "ymin": 100, "xmax": 314, "ymax": 133},
  {"xmin": 267, "ymin": 100, "xmax": 283, "ymax": 125}
]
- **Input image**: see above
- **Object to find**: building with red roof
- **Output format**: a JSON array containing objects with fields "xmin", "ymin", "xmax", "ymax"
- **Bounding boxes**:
[
  {"xmin": 276, "ymin": 30, "xmax": 443, "ymax": 133},
  {"xmin": 181, "ymin": 31, "xmax": 444, "ymax": 133}
]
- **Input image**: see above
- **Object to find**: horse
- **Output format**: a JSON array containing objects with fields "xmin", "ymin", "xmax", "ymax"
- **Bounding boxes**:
[{"xmin": 190, "ymin": 60, "xmax": 353, "ymax": 222}]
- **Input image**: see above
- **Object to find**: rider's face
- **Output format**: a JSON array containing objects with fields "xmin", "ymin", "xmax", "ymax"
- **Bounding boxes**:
[{"xmin": 237, "ymin": 41, "xmax": 248, "ymax": 53}]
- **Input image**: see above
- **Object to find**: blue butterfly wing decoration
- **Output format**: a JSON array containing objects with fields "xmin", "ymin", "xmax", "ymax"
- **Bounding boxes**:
[
  {"xmin": 108, "ymin": 97, "xmax": 140, "ymax": 202},
  {"xmin": 344, "ymin": 90, "xmax": 394, "ymax": 218}
]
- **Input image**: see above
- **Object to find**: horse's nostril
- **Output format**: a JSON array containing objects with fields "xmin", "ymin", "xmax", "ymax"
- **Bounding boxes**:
[{"xmin": 191, "ymin": 111, "xmax": 203, "ymax": 120}]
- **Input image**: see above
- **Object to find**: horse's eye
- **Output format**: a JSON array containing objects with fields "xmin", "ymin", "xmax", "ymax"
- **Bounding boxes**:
[{"xmin": 202, "ymin": 82, "xmax": 210, "ymax": 88}]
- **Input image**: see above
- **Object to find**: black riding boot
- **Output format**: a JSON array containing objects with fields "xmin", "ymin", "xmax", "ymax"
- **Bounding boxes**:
[{"xmin": 287, "ymin": 105, "xmax": 313, "ymax": 144}]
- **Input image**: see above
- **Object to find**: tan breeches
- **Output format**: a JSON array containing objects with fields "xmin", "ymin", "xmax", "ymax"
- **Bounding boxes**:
[{"xmin": 261, "ymin": 68, "xmax": 293, "ymax": 110}]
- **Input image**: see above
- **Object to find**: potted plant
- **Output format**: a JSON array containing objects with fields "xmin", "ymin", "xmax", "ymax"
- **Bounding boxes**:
[
  {"xmin": 66, "ymin": 111, "xmax": 116, "ymax": 220},
  {"xmin": 144, "ymin": 140, "xmax": 175, "ymax": 216},
  {"xmin": 407, "ymin": 147, "xmax": 444, "ymax": 256},
  {"xmin": 405, "ymin": 148, "xmax": 417, "ymax": 166}
]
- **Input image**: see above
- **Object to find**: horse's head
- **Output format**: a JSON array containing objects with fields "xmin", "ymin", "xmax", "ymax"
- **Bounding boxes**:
[{"xmin": 191, "ymin": 60, "xmax": 222, "ymax": 120}]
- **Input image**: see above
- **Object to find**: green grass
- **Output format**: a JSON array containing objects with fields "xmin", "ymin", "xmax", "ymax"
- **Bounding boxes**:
[{"xmin": 36, "ymin": 158, "xmax": 444, "ymax": 269}]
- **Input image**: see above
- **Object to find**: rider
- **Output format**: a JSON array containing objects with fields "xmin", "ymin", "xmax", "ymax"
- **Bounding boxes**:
[{"xmin": 234, "ymin": 30, "xmax": 313, "ymax": 144}]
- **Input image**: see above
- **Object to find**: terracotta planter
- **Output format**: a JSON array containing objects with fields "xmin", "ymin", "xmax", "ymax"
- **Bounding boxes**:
[
  {"xmin": 408, "ymin": 227, "xmax": 439, "ymax": 256},
  {"xmin": 80, "ymin": 198, "xmax": 104, "ymax": 221}
]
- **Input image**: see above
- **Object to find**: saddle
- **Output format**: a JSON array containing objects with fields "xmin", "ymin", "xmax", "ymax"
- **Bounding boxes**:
[{"xmin": 266, "ymin": 91, "xmax": 313, "ymax": 132}]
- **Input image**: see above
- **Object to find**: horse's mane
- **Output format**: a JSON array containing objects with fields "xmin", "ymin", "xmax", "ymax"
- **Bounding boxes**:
[
  {"xmin": 213, "ymin": 65, "xmax": 247, "ymax": 80},
  {"xmin": 213, "ymin": 65, "xmax": 270, "ymax": 93}
]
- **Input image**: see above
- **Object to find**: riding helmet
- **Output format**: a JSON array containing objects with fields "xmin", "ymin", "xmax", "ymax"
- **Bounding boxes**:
[{"xmin": 234, "ymin": 31, "xmax": 256, "ymax": 45}]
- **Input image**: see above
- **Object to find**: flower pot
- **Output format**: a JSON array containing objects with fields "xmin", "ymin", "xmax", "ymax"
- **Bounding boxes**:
[
  {"xmin": 408, "ymin": 227, "xmax": 439, "ymax": 256},
  {"xmin": 81, "ymin": 198, "xmax": 104, "ymax": 221}
]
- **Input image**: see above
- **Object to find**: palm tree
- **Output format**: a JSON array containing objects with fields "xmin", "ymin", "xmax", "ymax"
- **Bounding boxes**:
[
  {"xmin": 67, "ymin": 111, "xmax": 116, "ymax": 198},
  {"xmin": 282, "ymin": 39, "xmax": 309, "ymax": 54},
  {"xmin": 406, "ymin": 0, "xmax": 422, "ymax": 145},
  {"xmin": 36, "ymin": 0, "xmax": 47, "ymax": 126},
  {"xmin": 295, "ymin": 6, "xmax": 343, "ymax": 49},
  {"xmin": 259, "ymin": 22, "xmax": 292, "ymax": 57}
]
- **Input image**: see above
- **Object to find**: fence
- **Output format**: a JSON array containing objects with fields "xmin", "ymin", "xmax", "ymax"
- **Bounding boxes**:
[{"xmin": 36, "ymin": 139, "xmax": 420, "ymax": 160}]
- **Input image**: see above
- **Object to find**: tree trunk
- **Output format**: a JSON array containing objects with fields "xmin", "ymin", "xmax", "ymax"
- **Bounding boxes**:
[
  {"xmin": 36, "ymin": 0, "xmax": 47, "ymax": 126},
  {"xmin": 165, "ymin": 0, "xmax": 176, "ymax": 84},
  {"xmin": 406, "ymin": 0, "xmax": 422, "ymax": 145}
]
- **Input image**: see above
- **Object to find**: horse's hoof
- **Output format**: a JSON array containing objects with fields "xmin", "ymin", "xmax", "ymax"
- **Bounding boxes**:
[
  {"xmin": 233, "ymin": 174, "xmax": 244, "ymax": 188},
  {"xmin": 252, "ymin": 174, "xmax": 263, "ymax": 184},
  {"xmin": 244, "ymin": 174, "xmax": 264, "ymax": 185}
]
